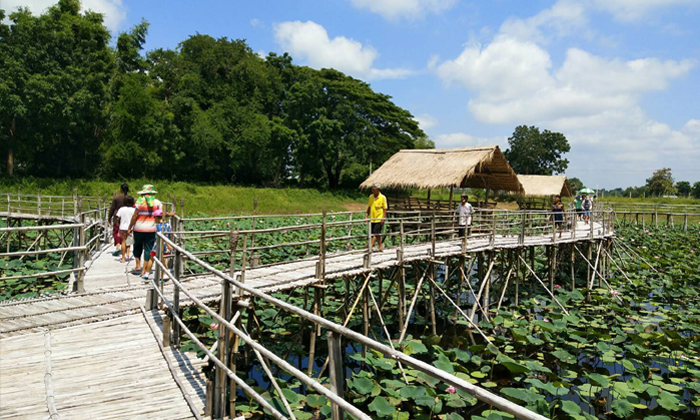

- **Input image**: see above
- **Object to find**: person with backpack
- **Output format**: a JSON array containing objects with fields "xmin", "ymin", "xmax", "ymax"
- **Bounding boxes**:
[
  {"xmin": 582, "ymin": 194, "xmax": 592, "ymax": 225},
  {"xmin": 127, "ymin": 184, "xmax": 163, "ymax": 280}
]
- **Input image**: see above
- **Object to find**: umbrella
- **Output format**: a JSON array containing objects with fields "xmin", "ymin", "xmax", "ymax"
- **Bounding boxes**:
[{"xmin": 579, "ymin": 187, "xmax": 595, "ymax": 194}]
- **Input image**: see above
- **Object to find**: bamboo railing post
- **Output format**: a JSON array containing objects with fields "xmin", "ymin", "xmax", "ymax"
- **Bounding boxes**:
[
  {"xmin": 163, "ymin": 312, "xmax": 171, "ymax": 347},
  {"xmin": 490, "ymin": 211, "xmax": 496, "ymax": 247},
  {"xmin": 318, "ymin": 209, "xmax": 327, "ymax": 280},
  {"xmin": 305, "ymin": 215, "xmax": 311, "ymax": 256},
  {"xmin": 75, "ymin": 197, "xmax": 86, "ymax": 293},
  {"xmin": 327, "ymin": 331, "xmax": 345, "ymax": 420},
  {"xmin": 684, "ymin": 212, "xmax": 688, "ymax": 232},
  {"xmin": 37, "ymin": 191, "xmax": 41, "ymax": 216},
  {"xmin": 519, "ymin": 213, "xmax": 526, "ymax": 245},
  {"xmin": 240, "ymin": 234, "xmax": 248, "ymax": 283},
  {"xmin": 153, "ymin": 235, "xmax": 164, "ymax": 309},
  {"xmin": 172, "ymin": 247, "xmax": 182, "ymax": 347},
  {"xmin": 216, "ymin": 254, "xmax": 233, "ymax": 418},
  {"xmin": 346, "ymin": 213, "xmax": 353, "ymax": 251},
  {"xmin": 431, "ymin": 213, "xmax": 436, "ymax": 257},
  {"xmin": 364, "ymin": 219, "xmax": 371, "ymax": 269}
]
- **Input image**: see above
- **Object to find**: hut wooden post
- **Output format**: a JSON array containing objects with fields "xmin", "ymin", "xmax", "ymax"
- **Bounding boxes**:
[
  {"xmin": 426, "ymin": 188, "xmax": 431, "ymax": 205},
  {"xmin": 327, "ymin": 331, "xmax": 345, "ymax": 420},
  {"xmin": 448, "ymin": 186, "xmax": 454, "ymax": 210}
]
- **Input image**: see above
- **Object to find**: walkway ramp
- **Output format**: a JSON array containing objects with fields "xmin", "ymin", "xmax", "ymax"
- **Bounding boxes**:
[{"xmin": 0, "ymin": 310, "xmax": 205, "ymax": 420}]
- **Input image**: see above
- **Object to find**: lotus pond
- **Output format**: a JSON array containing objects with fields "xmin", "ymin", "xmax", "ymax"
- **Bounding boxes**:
[{"xmin": 175, "ymin": 223, "xmax": 700, "ymax": 420}]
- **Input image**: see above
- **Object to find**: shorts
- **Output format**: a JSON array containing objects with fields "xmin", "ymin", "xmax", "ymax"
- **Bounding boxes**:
[
  {"xmin": 582, "ymin": 211, "xmax": 590, "ymax": 216},
  {"xmin": 371, "ymin": 222, "xmax": 383, "ymax": 236},
  {"xmin": 458, "ymin": 225, "xmax": 472, "ymax": 238},
  {"xmin": 555, "ymin": 220, "xmax": 564, "ymax": 227},
  {"xmin": 119, "ymin": 230, "xmax": 130, "ymax": 246},
  {"xmin": 113, "ymin": 224, "xmax": 121, "ymax": 245},
  {"xmin": 133, "ymin": 231, "xmax": 156, "ymax": 261}
]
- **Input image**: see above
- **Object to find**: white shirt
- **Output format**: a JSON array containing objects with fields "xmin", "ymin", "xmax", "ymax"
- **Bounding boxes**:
[
  {"xmin": 457, "ymin": 202, "xmax": 474, "ymax": 226},
  {"xmin": 116, "ymin": 206, "xmax": 136, "ymax": 231}
]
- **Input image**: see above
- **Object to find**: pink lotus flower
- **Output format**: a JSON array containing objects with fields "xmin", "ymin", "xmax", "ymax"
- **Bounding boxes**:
[
  {"xmin": 554, "ymin": 285, "xmax": 562, "ymax": 289},
  {"xmin": 611, "ymin": 290, "xmax": 619, "ymax": 297},
  {"xmin": 446, "ymin": 386, "xmax": 456, "ymax": 394},
  {"xmin": 210, "ymin": 322, "xmax": 219, "ymax": 330},
  {"xmin": 691, "ymin": 250, "xmax": 695, "ymax": 254},
  {"xmin": 226, "ymin": 222, "xmax": 230, "ymax": 227},
  {"xmin": 543, "ymin": 318, "xmax": 550, "ymax": 323}
]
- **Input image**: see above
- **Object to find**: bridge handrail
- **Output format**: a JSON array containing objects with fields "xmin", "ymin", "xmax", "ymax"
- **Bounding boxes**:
[{"xmin": 152, "ymin": 231, "xmax": 550, "ymax": 420}]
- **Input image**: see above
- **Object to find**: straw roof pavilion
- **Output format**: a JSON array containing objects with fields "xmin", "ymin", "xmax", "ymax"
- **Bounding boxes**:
[
  {"xmin": 516, "ymin": 175, "xmax": 573, "ymax": 197},
  {"xmin": 360, "ymin": 146, "xmax": 524, "ymax": 193}
]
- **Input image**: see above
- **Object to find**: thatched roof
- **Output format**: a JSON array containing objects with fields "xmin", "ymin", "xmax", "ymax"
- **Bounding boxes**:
[
  {"xmin": 517, "ymin": 175, "xmax": 573, "ymax": 197},
  {"xmin": 360, "ymin": 146, "xmax": 524, "ymax": 193}
]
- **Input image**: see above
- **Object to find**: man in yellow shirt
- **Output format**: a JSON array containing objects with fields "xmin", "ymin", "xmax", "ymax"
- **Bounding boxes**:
[{"xmin": 366, "ymin": 184, "xmax": 388, "ymax": 251}]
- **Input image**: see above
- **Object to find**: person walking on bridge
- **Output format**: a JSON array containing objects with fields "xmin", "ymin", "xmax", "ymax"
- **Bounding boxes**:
[
  {"xmin": 108, "ymin": 183, "xmax": 129, "ymax": 256},
  {"xmin": 456, "ymin": 194, "xmax": 474, "ymax": 238},
  {"xmin": 127, "ymin": 184, "xmax": 163, "ymax": 280},
  {"xmin": 551, "ymin": 195, "xmax": 566, "ymax": 238},
  {"xmin": 366, "ymin": 184, "xmax": 387, "ymax": 252}
]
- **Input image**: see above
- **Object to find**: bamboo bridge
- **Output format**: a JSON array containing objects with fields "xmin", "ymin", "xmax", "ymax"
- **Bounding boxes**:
[{"xmin": 0, "ymin": 192, "xmax": 650, "ymax": 420}]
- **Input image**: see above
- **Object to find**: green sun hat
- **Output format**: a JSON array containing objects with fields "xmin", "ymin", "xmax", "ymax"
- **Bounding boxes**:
[
  {"xmin": 137, "ymin": 184, "xmax": 158, "ymax": 195},
  {"xmin": 579, "ymin": 187, "xmax": 595, "ymax": 194}
]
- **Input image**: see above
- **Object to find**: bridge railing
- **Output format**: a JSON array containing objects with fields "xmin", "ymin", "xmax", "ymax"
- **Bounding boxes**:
[
  {"xmin": 147, "ymin": 231, "xmax": 550, "ymax": 420},
  {"xmin": 173, "ymin": 207, "xmax": 615, "ymax": 279}
]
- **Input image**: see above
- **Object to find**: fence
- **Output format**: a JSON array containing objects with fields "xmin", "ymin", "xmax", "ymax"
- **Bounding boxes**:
[{"xmin": 147, "ymin": 230, "xmax": 552, "ymax": 420}]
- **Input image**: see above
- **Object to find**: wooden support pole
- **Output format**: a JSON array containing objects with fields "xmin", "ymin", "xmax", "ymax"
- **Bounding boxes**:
[
  {"xmin": 549, "ymin": 246, "xmax": 557, "ymax": 291},
  {"xmin": 307, "ymin": 287, "xmax": 321, "ymax": 376},
  {"xmin": 515, "ymin": 249, "xmax": 520, "ymax": 306},
  {"xmin": 428, "ymin": 263, "xmax": 437, "ymax": 335},
  {"xmin": 172, "ymin": 248, "xmax": 182, "ymax": 347},
  {"xmin": 362, "ymin": 280, "xmax": 370, "ymax": 358},
  {"xmin": 483, "ymin": 252, "xmax": 493, "ymax": 320},
  {"xmin": 327, "ymin": 331, "xmax": 345, "ymax": 420},
  {"xmin": 570, "ymin": 245, "xmax": 576, "ymax": 291}
]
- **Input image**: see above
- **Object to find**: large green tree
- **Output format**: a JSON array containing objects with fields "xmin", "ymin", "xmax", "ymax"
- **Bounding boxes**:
[
  {"xmin": 691, "ymin": 182, "xmax": 700, "ymax": 199},
  {"xmin": 676, "ymin": 181, "xmax": 691, "ymax": 197},
  {"xmin": 646, "ymin": 168, "xmax": 676, "ymax": 197},
  {"xmin": 0, "ymin": 0, "xmax": 113, "ymax": 177},
  {"xmin": 285, "ymin": 68, "xmax": 422, "ymax": 188},
  {"xmin": 504, "ymin": 125, "xmax": 570, "ymax": 175}
]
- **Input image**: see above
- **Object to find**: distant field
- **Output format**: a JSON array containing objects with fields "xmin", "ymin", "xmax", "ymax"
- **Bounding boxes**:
[{"xmin": 0, "ymin": 178, "xmax": 366, "ymax": 216}]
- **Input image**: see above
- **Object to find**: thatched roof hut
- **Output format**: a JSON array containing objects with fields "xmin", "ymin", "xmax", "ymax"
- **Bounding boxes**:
[
  {"xmin": 360, "ymin": 146, "xmax": 524, "ymax": 193},
  {"xmin": 517, "ymin": 175, "xmax": 573, "ymax": 197}
]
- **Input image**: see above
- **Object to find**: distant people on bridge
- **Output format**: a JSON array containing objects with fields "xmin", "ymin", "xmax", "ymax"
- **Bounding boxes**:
[
  {"xmin": 116, "ymin": 196, "xmax": 136, "ymax": 263},
  {"xmin": 551, "ymin": 195, "xmax": 566, "ymax": 238},
  {"xmin": 366, "ymin": 183, "xmax": 387, "ymax": 252},
  {"xmin": 108, "ymin": 183, "xmax": 130, "ymax": 256},
  {"xmin": 574, "ymin": 195, "xmax": 583, "ymax": 221},
  {"xmin": 456, "ymin": 194, "xmax": 474, "ymax": 238},
  {"xmin": 127, "ymin": 184, "xmax": 163, "ymax": 280},
  {"xmin": 582, "ymin": 194, "xmax": 592, "ymax": 225}
]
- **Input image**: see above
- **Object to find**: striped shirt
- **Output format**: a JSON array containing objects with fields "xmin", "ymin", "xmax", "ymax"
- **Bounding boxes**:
[{"xmin": 133, "ymin": 197, "xmax": 163, "ymax": 233}]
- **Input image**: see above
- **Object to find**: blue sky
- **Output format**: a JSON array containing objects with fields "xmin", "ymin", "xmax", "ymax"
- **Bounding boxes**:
[{"xmin": 7, "ymin": 0, "xmax": 700, "ymax": 188}]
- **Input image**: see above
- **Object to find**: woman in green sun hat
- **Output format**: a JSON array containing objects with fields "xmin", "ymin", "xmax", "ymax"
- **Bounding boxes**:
[{"xmin": 127, "ymin": 184, "xmax": 163, "ymax": 280}]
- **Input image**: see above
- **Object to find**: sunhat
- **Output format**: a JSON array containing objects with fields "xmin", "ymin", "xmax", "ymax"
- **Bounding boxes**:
[{"xmin": 138, "ymin": 184, "xmax": 158, "ymax": 195}]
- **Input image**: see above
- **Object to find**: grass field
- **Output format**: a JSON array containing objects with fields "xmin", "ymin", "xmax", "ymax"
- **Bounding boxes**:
[{"xmin": 0, "ymin": 178, "xmax": 366, "ymax": 215}]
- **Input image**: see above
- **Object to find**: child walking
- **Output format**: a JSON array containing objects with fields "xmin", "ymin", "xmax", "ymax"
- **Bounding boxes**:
[{"xmin": 116, "ymin": 196, "xmax": 136, "ymax": 263}]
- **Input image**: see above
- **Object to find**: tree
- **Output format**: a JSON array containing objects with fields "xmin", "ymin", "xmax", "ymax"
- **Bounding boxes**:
[
  {"xmin": 0, "ymin": 0, "xmax": 113, "ymax": 177},
  {"xmin": 676, "ymin": 181, "xmax": 691, "ymax": 197},
  {"xmin": 504, "ymin": 126, "xmax": 570, "ymax": 175},
  {"xmin": 645, "ymin": 168, "xmax": 676, "ymax": 197},
  {"xmin": 691, "ymin": 182, "xmax": 700, "ymax": 199},
  {"xmin": 568, "ymin": 177, "xmax": 583, "ymax": 193}
]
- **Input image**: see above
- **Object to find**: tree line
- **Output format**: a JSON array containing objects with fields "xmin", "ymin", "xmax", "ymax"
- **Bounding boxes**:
[
  {"xmin": 0, "ymin": 0, "xmax": 427, "ymax": 188},
  {"xmin": 600, "ymin": 168, "xmax": 700, "ymax": 199}
]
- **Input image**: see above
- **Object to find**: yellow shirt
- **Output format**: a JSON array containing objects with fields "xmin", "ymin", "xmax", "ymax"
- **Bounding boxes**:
[{"xmin": 367, "ymin": 193, "xmax": 387, "ymax": 221}]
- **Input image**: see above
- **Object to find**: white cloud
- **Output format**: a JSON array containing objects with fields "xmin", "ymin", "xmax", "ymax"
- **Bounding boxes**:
[
  {"xmin": 415, "ymin": 114, "xmax": 438, "ymax": 130},
  {"xmin": 1, "ymin": 0, "xmax": 126, "ymax": 31},
  {"xmin": 433, "ymin": 0, "xmax": 699, "ymax": 186},
  {"xmin": 592, "ymin": 0, "xmax": 700, "ymax": 21},
  {"xmin": 273, "ymin": 20, "xmax": 411, "ymax": 80},
  {"xmin": 250, "ymin": 18, "xmax": 264, "ymax": 28},
  {"xmin": 500, "ymin": 0, "xmax": 588, "ymax": 43},
  {"xmin": 348, "ymin": 0, "xmax": 457, "ymax": 20}
]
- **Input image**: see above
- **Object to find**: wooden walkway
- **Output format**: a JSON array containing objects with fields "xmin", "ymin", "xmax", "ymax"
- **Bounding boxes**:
[
  {"xmin": 0, "ymin": 215, "xmax": 611, "ymax": 419},
  {"xmin": 0, "ymin": 310, "xmax": 205, "ymax": 420}
]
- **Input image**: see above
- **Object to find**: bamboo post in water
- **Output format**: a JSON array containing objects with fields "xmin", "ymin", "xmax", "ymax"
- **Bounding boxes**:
[
  {"xmin": 172, "ymin": 247, "xmax": 182, "ymax": 347},
  {"xmin": 327, "ymin": 331, "xmax": 345, "ymax": 420}
]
